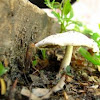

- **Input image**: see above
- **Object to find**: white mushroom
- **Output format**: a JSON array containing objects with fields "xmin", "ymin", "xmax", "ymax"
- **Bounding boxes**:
[{"xmin": 35, "ymin": 31, "xmax": 99, "ymax": 78}]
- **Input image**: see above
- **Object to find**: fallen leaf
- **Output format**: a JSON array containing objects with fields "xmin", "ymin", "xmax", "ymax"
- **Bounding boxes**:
[
  {"xmin": 90, "ymin": 85, "xmax": 99, "ymax": 89},
  {"xmin": 32, "ymin": 88, "xmax": 49, "ymax": 97},
  {"xmin": 0, "ymin": 78, "xmax": 6, "ymax": 95},
  {"xmin": 42, "ymin": 75, "xmax": 66, "ymax": 99},
  {"xmin": 63, "ymin": 90, "xmax": 69, "ymax": 100},
  {"xmin": 65, "ymin": 76, "xmax": 74, "ymax": 83},
  {"xmin": 21, "ymin": 87, "xmax": 41, "ymax": 100}
]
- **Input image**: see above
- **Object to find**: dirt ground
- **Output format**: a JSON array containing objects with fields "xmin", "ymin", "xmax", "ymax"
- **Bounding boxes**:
[{"xmin": 0, "ymin": 47, "xmax": 100, "ymax": 100}]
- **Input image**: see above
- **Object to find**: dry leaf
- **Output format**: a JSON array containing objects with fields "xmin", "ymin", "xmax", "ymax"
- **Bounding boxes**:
[
  {"xmin": 32, "ymin": 88, "xmax": 49, "ymax": 97},
  {"xmin": 21, "ymin": 87, "xmax": 41, "ymax": 100},
  {"xmin": 42, "ymin": 75, "xmax": 65, "ymax": 99}
]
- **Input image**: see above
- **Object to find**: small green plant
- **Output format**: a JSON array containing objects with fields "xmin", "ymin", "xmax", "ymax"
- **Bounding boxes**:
[
  {"xmin": 32, "ymin": 59, "xmax": 38, "ymax": 67},
  {"xmin": 79, "ymin": 47, "xmax": 100, "ymax": 65},
  {"xmin": 79, "ymin": 31, "xmax": 100, "ymax": 71},
  {"xmin": 45, "ymin": 0, "xmax": 82, "ymax": 32},
  {"xmin": 32, "ymin": 49, "xmax": 47, "ymax": 66},
  {"xmin": 32, "ymin": 55, "xmax": 38, "ymax": 67},
  {"xmin": 66, "ymin": 65, "xmax": 72, "ymax": 76},
  {"xmin": 72, "ymin": 22, "xmax": 100, "ymax": 71},
  {"xmin": 41, "ymin": 49, "xmax": 47, "ymax": 60},
  {"xmin": 0, "ymin": 62, "xmax": 9, "ymax": 76}
]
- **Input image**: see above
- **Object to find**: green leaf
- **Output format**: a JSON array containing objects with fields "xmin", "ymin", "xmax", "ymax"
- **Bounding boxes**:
[
  {"xmin": 52, "ymin": 2, "xmax": 61, "ymax": 9},
  {"xmin": 71, "ymin": 20, "xmax": 83, "ymax": 26},
  {"xmin": 51, "ymin": 11, "xmax": 61, "ymax": 21},
  {"xmin": 66, "ymin": 72, "xmax": 72, "ymax": 76},
  {"xmin": 82, "ymin": 26, "xmax": 93, "ymax": 35},
  {"xmin": 66, "ymin": 65, "xmax": 71, "ymax": 73},
  {"xmin": 91, "ymin": 33, "xmax": 100, "ymax": 40},
  {"xmin": 74, "ymin": 25, "xmax": 80, "ymax": 31},
  {"xmin": 79, "ymin": 47, "xmax": 100, "ymax": 65},
  {"xmin": 32, "ymin": 60, "xmax": 38, "ymax": 67},
  {"xmin": 66, "ymin": 66, "xmax": 72, "ymax": 76},
  {"xmin": 45, "ymin": 0, "xmax": 60, "ymax": 9},
  {"xmin": 44, "ymin": 0, "xmax": 54, "ymax": 9},
  {"xmin": 0, "ymin": 62, "xmax": 8, "ymax": 76},
  {"xmin": 68, "ymin": 8, "xmax": 74, "ymax": 19},
  {"xmin": 41, "ymin": 49, "xmax": 47, "ymax": 60},
  {"xmin": 91, "ymin": 33, "xmax": 100, "ymax": 48},
  {"xmin": 51, "ymin": 0, "xmax": 55, "ymax": 7},
  {"xmin": 63, "ymin": 0, "xmax": 72, "ymax": 16}
]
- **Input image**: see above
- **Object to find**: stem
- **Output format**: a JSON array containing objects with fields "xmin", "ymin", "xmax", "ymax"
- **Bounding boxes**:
[
  {"xmin": 59, "ymin": 46, "xmax": 73, "ymax": 73},
  {"xmin": 61, "ymin": 23, "xmax": 64, "ymax": 33},
  {"xmin": 61, "ymin": 22, "xmax": 66, "ymax": 32}
]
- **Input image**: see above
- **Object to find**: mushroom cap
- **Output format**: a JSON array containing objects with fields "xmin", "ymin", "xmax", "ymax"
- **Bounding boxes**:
[{"xmin": 35, "ymin": 31, "xmax": 99, "ymax": 52}]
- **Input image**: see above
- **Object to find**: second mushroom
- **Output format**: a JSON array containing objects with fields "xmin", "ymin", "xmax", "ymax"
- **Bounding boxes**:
[{"xmin": 35, "ymin": 31, "xmax": 99, "ymax": 78}]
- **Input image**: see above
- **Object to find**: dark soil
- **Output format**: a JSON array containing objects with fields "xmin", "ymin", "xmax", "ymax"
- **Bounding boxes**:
[{"xmin": 0, "ymin": 48, "xmax": 100, "ymax": 100}]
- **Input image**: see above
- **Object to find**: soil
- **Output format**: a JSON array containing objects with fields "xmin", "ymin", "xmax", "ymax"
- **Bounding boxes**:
[{"xmin": 0, "ymin": 47, "xmax": 100, "ymax": 100}]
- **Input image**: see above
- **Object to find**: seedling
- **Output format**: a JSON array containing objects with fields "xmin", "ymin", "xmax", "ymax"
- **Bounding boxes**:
[
  {"xmin": 79, "ymin": 47, "xmax": 100, "ymax": 65},
  {"xmin": 0, "ymin": 62, "xmax": 9, "ymax": 76},
  {"xmin": 32, "ymin": 59, "xmax": 38, "ymax": 67},
  {"xmin": 41, "ymin": 49, "xmax": 47, "ymax": 60},
  {"xmin": 66, "ymin": 65, "xmax": 72, "ymax": 76},
  {"xmin": 79, "ymin": 31, "xmax": 100, "ymax": 71},
  {"xmin": 45, "ymin": 0, "xmax": 82, "ymax": 32},
  {"xmin": 32, "ymin": 55, "xmax": 38, "ymax": 67}
]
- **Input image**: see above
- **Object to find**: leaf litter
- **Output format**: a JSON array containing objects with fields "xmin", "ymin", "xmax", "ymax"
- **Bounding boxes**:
[{"xmin": 1, "ymin": 47, "xmax": 100, "ymax": 100}]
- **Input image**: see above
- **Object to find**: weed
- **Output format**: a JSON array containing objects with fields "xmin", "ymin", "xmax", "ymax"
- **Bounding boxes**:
[
  {"xmin": 45, "ymin": 0, "xmax": 82, "ymax": 32},
  {"xmin": 0, "ymin": 62, "xmax": 9, "ymax": 76}
]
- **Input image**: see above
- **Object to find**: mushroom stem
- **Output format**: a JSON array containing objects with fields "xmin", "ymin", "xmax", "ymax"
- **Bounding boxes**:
[{"xmin": 58, "ymin": 46, "xmax": 73, "ymax": 76}]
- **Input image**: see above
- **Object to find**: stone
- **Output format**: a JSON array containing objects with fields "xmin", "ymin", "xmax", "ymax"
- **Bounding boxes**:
[
  {"xmin": 0, "ymin": 0, "xmax": 60, "ymax": 80},
  {"xmin": 0, "ymin": 0, "xmax": 60, "ymax": 65}
]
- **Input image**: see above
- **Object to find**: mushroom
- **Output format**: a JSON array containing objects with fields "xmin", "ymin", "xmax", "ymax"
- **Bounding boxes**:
[{"xmin": 35, "ymin": 31, "xmax": 99, "ymax": 78}]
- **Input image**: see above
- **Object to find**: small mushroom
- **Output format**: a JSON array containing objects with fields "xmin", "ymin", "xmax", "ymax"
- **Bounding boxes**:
[{"xmin": 35, "ymin": 31, "xmax": 99, "ymax": 78}]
